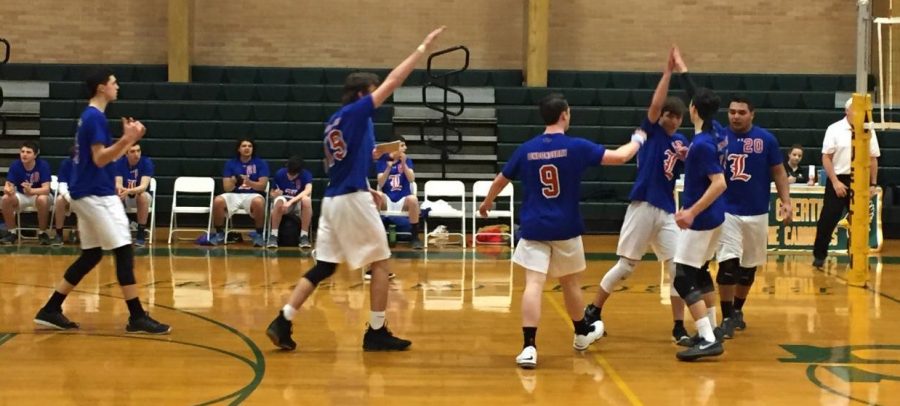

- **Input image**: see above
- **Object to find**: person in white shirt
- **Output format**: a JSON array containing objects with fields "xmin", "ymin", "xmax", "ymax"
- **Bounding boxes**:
[{"xmin": 812, "ymin": 98, "xmax": 880, "ymax": 269}]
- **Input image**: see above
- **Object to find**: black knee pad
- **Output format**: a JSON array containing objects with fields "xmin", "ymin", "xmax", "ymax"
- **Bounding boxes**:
[
  {"xmin": 697, "ymin": 266, "xmax": 715, "ymax": 294},
  {"xmin": 64, "ymin": 248, "xmax": 103, "ymax": 286},
  {"xmin": 113, "ymin": 245, "xmax": 136, "ymax": 286},
  {"xmin": 716, "ymin": 258, "xmax": 739, "ymax": 285},
  {"xmin": 303, "ymin": 261, "xmax": 337, "ymax": 286},
  {"xmin": 674, "ymin": 264, "xmax": 702, "ymax": 305},
  {"xmin": 738, "ymin": 266, "xmax": 757, "ymax": 286}
]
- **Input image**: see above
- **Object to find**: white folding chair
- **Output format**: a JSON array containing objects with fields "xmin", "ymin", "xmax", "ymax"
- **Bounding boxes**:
[
  {"xmin": 224, "ymin": 183, "xmax": 270, "ymax": 244},
  {"xmin": 168, "ymin": 176, "xmax": 215, "ymax": 244},
  {"xmin": 125, "ymin": 178, "xmax": 157, "ymax": 245},
  {"xmin": 16, "ymin": 175, "xmax": 56, "ymax": 239},
  {"xmin": 423, "ymin": 180, "xmax": 466, "ymax": 248},
  {"xmin": 379, "ymin": 182, "xmax": 418, "ymax": 239},
  {"xmin": 471, "ymin": 180, "xmax": 514, "ymax": 248}
]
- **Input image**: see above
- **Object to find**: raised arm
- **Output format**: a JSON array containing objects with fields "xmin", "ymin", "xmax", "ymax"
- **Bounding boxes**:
[
  {"xmin": 648, "ymin": 48, "xmax": 676, "ymax": 123},
  {"xmin": 370, "ymin": 26, "xmax": 446, "ymax": 109},
  {"xmin": 672, "ymin": 46, "xmax": 697, "ymax": 101},
  {"xmin": 600, "ymin": 129, "xmax": 647, "ymax": 165}
]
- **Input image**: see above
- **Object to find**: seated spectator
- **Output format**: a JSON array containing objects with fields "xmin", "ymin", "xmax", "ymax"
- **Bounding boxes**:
[
  {"xmin": 210, "ymin": 139, "xmax": 269, "ymax": 246},
  {"xmin": 1, "ymin": 141, "xmax": 52, "ymax": 244},
  {"xmin": 114, "ymin": 142, "xmax": 154, "ymax": 247},
  {"xmin": 52, "ymin": 146, "xmax": 78, "ymax": 246},
  {"xmin": 267, "ymin": 155, "xmax": 314, "ymax": 249},
  {"xmin": 784, "ymin": 144, "xmax": 808, "ymax": 184},
  {"xmin": 376, "ymin": 135, "xmax": 423, "ymax": 250}
]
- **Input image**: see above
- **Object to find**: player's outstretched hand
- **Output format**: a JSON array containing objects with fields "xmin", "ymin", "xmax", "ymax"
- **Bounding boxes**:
[
  {"xmin": 478, "ymin": 200, "xmax": 492, "ymax": 218},
  {"xmin": 421, "ymin": 26, "xmax": 447, "ymax": 52},
  {"xmin": 122, "ymin": 117, "xmax": 146, "ymax": 143},
  {"xmin": 666, "ymin": 46, "xmax": 676, "ymax": 73},
  {"xmin": 672, "ymin": 45, "xmax": 688, "ymax": 73},
  {"xmin": 631, "ymin": 128, "xmax": 647, "ymax": 146}
]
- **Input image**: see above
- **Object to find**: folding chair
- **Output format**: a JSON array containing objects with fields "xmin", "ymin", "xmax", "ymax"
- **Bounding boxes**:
[
  {"xmin": 168, "ymin": 176, "xmax": 215, "ymax": 244},
  {"xmin": 124, "ymin": 178, "xmax": 157, "ymax": 244},
  {"xmin": 16, "ymin": 175, "xmax": 56, "ymax": 240},
  {"xmin": 423, "ymin": 180, "xmax": 466, "ymax": 248},
  {"xmin": 471, "ymin": 180, "xmax": 514, "ymax": 248},
  {"xmin": 224, "ymin": 183, "xmax": 270, "ymax": 244}
]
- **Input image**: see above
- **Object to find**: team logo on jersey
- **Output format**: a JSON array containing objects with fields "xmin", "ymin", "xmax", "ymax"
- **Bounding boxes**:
[
  {"xmin": 728, "ymin": 153, "xmax": 752, "ymax": 182},
  {"xmin": 663, "ymin": 140, "xmax": 685, "ymax": 180},
  {"xmin": 388, "ymin": 174, "xmax": 403, "ymax": 192}
]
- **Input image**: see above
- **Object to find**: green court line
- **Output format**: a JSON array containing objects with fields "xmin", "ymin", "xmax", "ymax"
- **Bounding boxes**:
[
  {"xmin": 806, "ymin": 365, "xmax": 881, "ymax": 406},
  {"xmin": 0, "ymin": 333, "xmax": 17, "ymax": 347}
]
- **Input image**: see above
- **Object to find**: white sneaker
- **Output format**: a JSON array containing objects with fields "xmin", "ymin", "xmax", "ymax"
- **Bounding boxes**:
[
  {"xmin": 573, "ymin": 320, "xmax": 605, "ymax": 351},
  {"xmin": 516, "ymin": 346, "xmax": 538, "ymax": 369}
]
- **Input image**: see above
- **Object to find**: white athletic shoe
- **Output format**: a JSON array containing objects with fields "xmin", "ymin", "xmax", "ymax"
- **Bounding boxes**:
[
  {"xmin": 516, "ymin": 345, "xmax": 537, "ymax": 369},
  {"xmin": 573, "ymin": 320, "xmax": 605, "ymax": 351}
]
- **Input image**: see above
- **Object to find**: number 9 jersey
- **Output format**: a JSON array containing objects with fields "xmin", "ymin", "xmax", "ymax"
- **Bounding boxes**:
[
  {"xmin": 722, "ymin": 126, "xmax": 783, "ymax": 216},
  {"xmin": 501, "ymin": 132, "xmax": 605, "ymax": 241}
]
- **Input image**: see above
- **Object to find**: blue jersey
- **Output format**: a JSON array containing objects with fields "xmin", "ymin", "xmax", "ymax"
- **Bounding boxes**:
[
  {"xmin": 723, "ymin": 126, "xmax": 783, "ymax": 216},
  {"xmin": 502, "ymin": 133, "xmax": 605, "ymax": 241},
  {"xmin": 70, "ymin": 106, "xmax": 116, "ymax": 199},
  {"xmin": 223, "ymin": 157, "xmax": 270, "ymax": 194},
  {"xmin": 376, "ymin": 154, "xmax": 415, "ymax": 202},
  {"xmin": 323, "ymin": 95, "xmax": 376, "ymax": 197},
  {"xmin": 57, "ymin": 158, "xmax": 74, "ymax": 184},
  {"xmin": 116, "ymin": 156, "xmax": 155, "ymax": 189},
  {"xmin": 629, "ymin": 118, "xmax": 688, "ymax": 213},
  {"xmin": 273, "ymin": 168, "xmax": 313, "ymax": 197},
  {"xmin": 682, "ymin": 123, "xmax": 727, "ymax": 230},
  {"xmin": 7, "ymin": 159, "xmax": 51, "ymax": 193}
]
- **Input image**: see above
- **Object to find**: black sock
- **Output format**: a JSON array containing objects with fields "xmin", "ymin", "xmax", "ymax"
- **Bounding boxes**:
[
  {"xmin": 721, "ymin": 301, "xmax": 734, "ymax": 318},
  {"xmin": 256, "ymin": 228, "xmax": 263, "ymax": 235},
  {"xmin": 56, "ymin": 228, "xmax": 64, "ymax": 237},
  {"xmin": 573, "ymin": 318, "xmax": 591, "ymax": 335},
  {"xmin": 523, "ymin": 327, "xmax": 537, "ymax": 348},
  {"xmin": 137, "ymin": 224, "xmax": 146, "ymax": 235},
  {"xmin": 585, "ymin": 303, "xmax": 602, "ymax": 320},
  {"xmin": 673, "ymin": 319, "xmax": 685, "ymax": 330},
  {"xmin": 410, "ymin": 222, "xmax": 420, "ymax": 240},
  {"xmin": 215, "ymin": 226, "xmax": 224, "ymax": 234},
  {"xmin": 734, "ymin": 297, "xmax": 746, "ymax": 311},
  {"xmin": 126, "ymin": 298, "xmax": 146, "ymax": 319},
  {"xmin": 44, "ymin": 291, "xmax": 67, "ymax": 312}
]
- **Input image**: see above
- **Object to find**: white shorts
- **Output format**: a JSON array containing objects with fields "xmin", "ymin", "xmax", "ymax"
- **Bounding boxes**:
[
  {"xmin": 123, "ymin": 192, "xmax": 151, "ymax": 209},
  {"xmin": 14, "ymin": 192, "xmax": 38, "ymax": 210},
  {"xmin": 512, "ymin": 236, "xmax": 586, "ymax": 278},
  {"xmin": 315, "ymin": 191, "xmax": 391, "ymax": 270},
  {"xmin": 222, "ymin": 193, "xmax": 262, "ymax": 215},
  {"xmin": 70, "ymin": 195, "xmax": 132, "ymax": 250},
  {"xmin": 717, "ymin": 213, "xmax": 768, "ymax": 268},
  {"xmin": 674, "ymin": 227, "xmax": 723, "ymax": 269},
  {"xmin": 381, "ymin": 194, "xmax": 411, "ymax": 213},
  {"xmin": 616, "ymin": 201, "xmax": 678, "ymax": 261},
  {"xmin": 272, "ymin": 196, "xmax": 302, "ymax": 216},
  {"xmin": 58, "ymin": 183, "xmax": 69, "ymax": 199}
]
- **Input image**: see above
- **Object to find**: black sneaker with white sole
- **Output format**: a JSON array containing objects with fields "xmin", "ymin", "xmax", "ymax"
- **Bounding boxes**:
[
  {"xmin": 125, "ymin": 314, "xmax": 171, "ymax": 334},
  {"xmin": 266, "ymin": 310, "xmax": 297, "ymax": 351},
  {"xmin": 362, "ymin": 325, "xmax": 411, "ymax": 351},
  {"xmin": 676, "ymin": 338, "xmax": 724, "ymax": 361},
  {"xmin": 34, "ymin": 308, "xmax": 79, "ymax": 330}
]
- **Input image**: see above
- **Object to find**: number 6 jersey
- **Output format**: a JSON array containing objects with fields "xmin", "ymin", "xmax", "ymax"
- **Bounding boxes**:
[
  {"xmin": 501, "ymin": 132, "xmax": 605, "ymax": 241},
  {"xmin": 723, "ymin": 125, "xmax": 783, "ymax": 216}
]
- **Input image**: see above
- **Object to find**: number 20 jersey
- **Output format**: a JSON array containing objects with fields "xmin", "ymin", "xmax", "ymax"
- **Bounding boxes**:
[
  {"xmin": 323, "ymin": 95, "xmax": 376, "ymax": 197},
  {"xmin": 501, "ymin": 133, "xmax": 606, "ymax": 241},
  {"xmin": 722, "ymin": 125, "xmax": 783, "ymax": 216}
]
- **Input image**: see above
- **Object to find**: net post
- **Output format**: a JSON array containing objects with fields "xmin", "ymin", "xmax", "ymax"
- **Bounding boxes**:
[{"xmin": 848, "ymin": 93, "xmax": 872, "ymax": 287}]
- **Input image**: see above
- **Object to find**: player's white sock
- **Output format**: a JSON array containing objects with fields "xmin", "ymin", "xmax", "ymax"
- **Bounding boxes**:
[
  {"xmin": 282, "ymin": 304, "xmax": 297, "ymax": 321},
  {"xmin": 695, "ymin": 318, "xmax": 715, "ymax": 342},
  {"xmin": 271, "ymin": 229, "xmax": 279, "ymax": 237},
  {"xmin": 301, "ymin": 230, "xmax": 309, "ymax": 237},
  {"xmin": 706, "ymin": 306, "xmax": 717, "ymax": 327},
  {"xmin": 370, "ymin": 311, "xmax": 386, "ymax": 330}
]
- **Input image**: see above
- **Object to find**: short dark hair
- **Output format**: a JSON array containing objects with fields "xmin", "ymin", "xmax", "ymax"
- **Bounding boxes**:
[
  {"xmin": 790, "ymin": 144, "xmax": 804, "ymax": 152},
  {"xmin": 539, "ymin": 93, "xmax": 569, "ymax": 125},
  {"xmin": 661, "ymin": 96, "xmax": 686, "ymax": 117},
  {"xmin": 21, "ymin": 140, "xmax": 40, "ymax": 155},
  {"xmin": 234, "ymin": 138, "xmax": 256, "ymax": 157},
  {"xmin": 392, "ymin": 134, "xmax": 407, "ymax": 143},
  {"xmin": 692, "ymin": 87, "xmax": 720, "ymax": 130},
  {"xmin": 84, "ymin": 67, "xmax": 114, "ymax": 98},
  {"xmin": 729, "ymin": 95, "xmax": 755, "ymax": 112},
  {"xmin": 342, "ymin": 72, "xmax": 380, "ymax": 105},
  {"xmin": 286, "ymin": 155, "xmax": 305, "ymax": 174}
]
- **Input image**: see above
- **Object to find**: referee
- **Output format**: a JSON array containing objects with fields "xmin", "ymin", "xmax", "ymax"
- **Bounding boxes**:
[{"xmin": 813, "ymin": 98, "xmax": 880, "ymax": 269}]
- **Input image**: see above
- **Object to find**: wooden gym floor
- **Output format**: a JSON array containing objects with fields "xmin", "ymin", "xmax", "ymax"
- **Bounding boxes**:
[{"xmin": 0, "ymin": 236, "xmax": 898, "ymax": 405}]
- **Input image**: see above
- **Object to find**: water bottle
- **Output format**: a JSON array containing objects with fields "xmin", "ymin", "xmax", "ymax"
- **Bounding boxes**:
[{"xmin": 388, "ymin": 224, "xmax": 397, "ymax": 247}]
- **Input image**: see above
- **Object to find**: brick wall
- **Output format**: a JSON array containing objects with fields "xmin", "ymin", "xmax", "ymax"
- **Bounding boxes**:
[{"xmin": 1, "ymin": 0, "xmax": 857, "ymax": 74}]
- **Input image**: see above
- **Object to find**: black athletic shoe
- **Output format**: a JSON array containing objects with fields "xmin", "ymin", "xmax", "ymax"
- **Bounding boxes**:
[
  {"xmin": 812, "ymin": 258, "xmax": 825, "ymax": 270},
  {"xmin": 720, "ymin": 317, "xmax": 738, "ymax": 339},
  {"xmin": 363, "ymin": 325, "xmax": 411, "ymax": 351},
  {"xmin": 672, "ymin": 324, "xmax": 691, "ymax": 346},
  {"xmin": 0, "ymin": 233, "xmax": 18, "ymax": 245},
  {"xmin": 126, "ymin": 314, "xmax": 171, "ymax": 334},
  {"xmin": 411, "ymin": 239, "xmax": 424, "ymax": 250},
  {"xmin": 38, "ymin": 232, "xmax": 52, "ymax": 245},
  {"xmin": 34, "ymin": 308, "xmax": 79, "ymax": 330},
  {"xmin": 676, "ymin": 337, "xmax": 724, "ymax": 361},
  {"xmin": 733, "ymin": 310, "xmax": 747, "ymax": 330},
  {"xmin": 583, "ymin": 304, "xmax": 601, "ymax": 325},
  {"xmin": 266, "ymin": 311, "xmax": 297, "ymax": 351}
]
